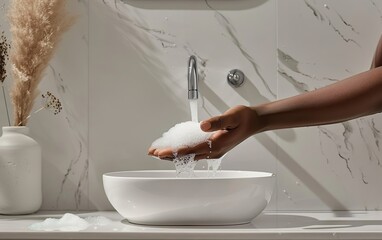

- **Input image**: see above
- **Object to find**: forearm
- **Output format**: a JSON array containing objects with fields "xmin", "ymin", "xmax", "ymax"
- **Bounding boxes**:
[{"xmin": 254, "ymin": 67, "xmax": 382, "ymax": 132}]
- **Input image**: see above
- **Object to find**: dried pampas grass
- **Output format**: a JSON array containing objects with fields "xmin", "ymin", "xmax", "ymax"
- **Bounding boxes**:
[
  {"xmin": 8, "ymin": 0, "xmax": 74, "ymax": 126},
  {"xmin": 0, "ymin": 31, "xmax": 11, "ymax": 126}
]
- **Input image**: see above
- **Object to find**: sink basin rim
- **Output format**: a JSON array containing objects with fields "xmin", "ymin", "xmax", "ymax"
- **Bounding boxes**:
[{"xmin": 103, "ymin": 170, "xmax": 275, "ymax": 180}]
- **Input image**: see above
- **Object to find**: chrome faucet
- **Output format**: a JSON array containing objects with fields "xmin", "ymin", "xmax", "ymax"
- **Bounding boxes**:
[{"xmin": 188, "ymin": 55, "xmax": 198, "ymax": 100}]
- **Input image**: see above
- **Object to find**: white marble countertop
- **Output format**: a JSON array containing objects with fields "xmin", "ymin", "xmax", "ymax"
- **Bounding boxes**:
[{"xmin": 1, "ymin": 211, "xmax": 382, "ymax": 239}]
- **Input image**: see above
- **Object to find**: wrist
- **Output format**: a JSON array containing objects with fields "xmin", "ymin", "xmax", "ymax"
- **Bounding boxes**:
[{"xmin": 250, "ymin": 105, "xmax": 269, "ymax": 134}]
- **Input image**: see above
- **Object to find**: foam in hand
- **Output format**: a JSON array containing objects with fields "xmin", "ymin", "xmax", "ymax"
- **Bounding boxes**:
[{"xmin": 151, "ymin": 121, "xmax": 213, "ymax": 151}]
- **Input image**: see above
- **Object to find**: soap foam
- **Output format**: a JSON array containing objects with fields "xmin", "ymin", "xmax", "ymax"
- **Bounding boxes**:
[
  {"xmin": 151, "ymin": 121, "xmax": 226, "ymax": 177},
  {"xmin": 151, "ymin": 121, "xmax": 214, "ymax": 176},
  {"xmin": 151, "ymin": 121, "xmax": 213, "ymax": 151},
  {"xmin": 29, "ymin": 213, "xmax": 112, "ymax": 232}
]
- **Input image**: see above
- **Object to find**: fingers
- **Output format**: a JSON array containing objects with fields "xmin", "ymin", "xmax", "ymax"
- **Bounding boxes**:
[
  {"xmin": 148, "ymin": 129, "xmax": 230, "ymax": 161},
  {"xmin": 200, "ymin": 113, "xmax": 238, "ymax": 132},
  {"xmin": 177, "ymin": 136, "xmax": 225, "ymax": 160},
  {"xmin": 176, "ymin": 141, "xmax": 211, "ymax": 156},
  {"xmin": 148, "ymin": 147, "xmax": 175, "ymax": 160},
  {"xmin": 151, "ymin": 141, "xmax": 214, "ymax": 161},
  {"xmin": 150, "ymin": 145, "xmax": 220, "ymax": 161},
  {"xmin": 148, "ymin": 147, "xmax": 156, "ymax": 155},
  {"xmin": 156, "ymin": 147, "xmax": 174, "ymax": 159},
  {"xmin": 151, "ymin": 145, "xmax": 206, "ymax": 160}
]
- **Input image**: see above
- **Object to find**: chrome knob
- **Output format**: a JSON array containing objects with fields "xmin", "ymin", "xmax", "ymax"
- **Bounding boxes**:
[{"xmin": 227, "ymin": 69, "xmax": 245, "ymax": 88}]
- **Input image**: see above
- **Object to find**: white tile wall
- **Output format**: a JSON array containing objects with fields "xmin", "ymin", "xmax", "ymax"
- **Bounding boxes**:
[{"xmin": 0, "ymin": 0, "xmax": 381, "ymax": 211}]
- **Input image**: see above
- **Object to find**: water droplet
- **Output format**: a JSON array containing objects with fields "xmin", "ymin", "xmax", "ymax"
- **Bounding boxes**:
[
  {"xmin": 295, "ymin": 181, "xmax": 300, "ymax": 185},
  {"xmin": 173, "ymin": 154, "xmax": 197, "ymax": 177},
  {"xmin": 324, "ymin": 4, "xmax": 329, "ymax": 9},
  {"xmin": 283, "ymin": 189, "xmax": 287, "ymax": 193},
  {"xmin": 332, "ymin": 232, "xmax": 336, "ymax": 236},
  {"xmin": 164, "ymin": 17, "xmax": 168, "ymax": 21},
  {"xmin": 206, "ymin": 140, "xmax": 212, "ymax": 149}
]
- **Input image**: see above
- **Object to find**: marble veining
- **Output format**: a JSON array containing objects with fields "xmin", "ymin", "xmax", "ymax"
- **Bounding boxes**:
[
  {"xmin": 101, "ymin": 0, "xmax": 216, "ymax": 111},
  {"xmin": 334, "ymin": 9, "xmax": 359, "ymax": 34},
  {"xmin": 317, "ymin": 116, "xmax": 382, "ymax": 189},
  {"xmin": 357, "ymin": 119, "xmax": 382, "ymax": 166},
  {"xmin": 341, "ymin": 122, "xmax": 354, "ymax": 152},
  {"xmin": 277, "ymin": 0, "xmax": 382, "ymax": 210},
  {"xmin": 318, "ymin": 126, "xmax": 353, "ymax": 177},
  {"xmin": 304, "ymin": 0, "xmax": 325, "ymax": 21},
  {"xmin": 304, "ymin": 0, "xmax": 360, "ymax": 47},
  {"xmin": 278, "ymin": 49, "xmax": 338, "ymax": 86},
  {"xmin": 106, "ymin": 0, "xmax": 187, "ymax": 111},
  {"xmin": 205, "ymin": 0, "xmax": 276, "ymax": 98},
  {"xmin": 115, "ymin": 0, "xmax": 178, "ymax": 49},
  {"xmin": 327, "ymin": 19, "xmax": 360, "ymax": 47},
  {"xmin": 103, "ymin": 1, "xmax": 177, "ymax": 60},
  {"xmin": 49, "ymin": 65, "xmax": 89, "ymax": 210},
  {"xmin": 278, "ymin": 67, "xmax": 310, "ymax": 92},
  {"xmin": 370, "ymin": 0, "xmax": 382, "ymax": 19},
  {"xmin": 74, "ymin": 158, "xmax": 89, "ymax": 209},
  {"xmin": 369, "ymin": 119, "xmax": 382, "ymax": 150},
  {"xmin": 55, "ymin": 140, "xmax": 82, "ymax": 207},
  {"xmin": 278, "ymin": 49, "xmax": 301, "ymax": 75}
]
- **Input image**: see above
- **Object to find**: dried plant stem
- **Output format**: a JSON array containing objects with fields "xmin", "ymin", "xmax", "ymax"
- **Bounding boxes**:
[
  {"xmin": 1, "ymin": 84, "xmax": 10, "ymax": 126},
  {"xmin": 0, "ymin": 30, "xmax": 10, "ymax": 126},
  {"xmin": 17, "ymin": 106, "xmax": 44, "ymax": 126}
]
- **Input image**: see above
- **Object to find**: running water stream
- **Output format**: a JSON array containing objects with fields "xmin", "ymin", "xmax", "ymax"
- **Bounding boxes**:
[
  {"xmin": 151, "ymin": 99, "xmax": 223, "ymax": 177},
  {"xmin": 189, "ymin": 99, "xmax": 198, "ymax": 123},
  {"xmin": 181, "ymin": 99, "xmax": 222, "ymax": 177}
]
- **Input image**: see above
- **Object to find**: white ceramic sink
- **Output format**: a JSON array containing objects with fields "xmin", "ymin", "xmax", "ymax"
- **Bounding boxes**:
[{"xmin": 103, "ymin": 170, "xmax": 275, "ymax": 225}]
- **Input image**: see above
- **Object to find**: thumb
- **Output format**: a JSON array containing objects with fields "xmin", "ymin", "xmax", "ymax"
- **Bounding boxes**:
[{"xmin": 200, "ymin": 114, "xmax": 238, "ymax": 132}]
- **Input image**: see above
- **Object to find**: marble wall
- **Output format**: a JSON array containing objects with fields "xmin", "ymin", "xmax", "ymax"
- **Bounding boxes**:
[
  {"xmin": 277, "ymin": 0, "xmax": 382, "ymax": 211},
  {"xmin": 0, "ymin": 0, "xmax": 382, "ymax": 211}
]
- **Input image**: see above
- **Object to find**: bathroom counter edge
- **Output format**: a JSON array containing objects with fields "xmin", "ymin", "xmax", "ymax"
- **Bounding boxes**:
[{"xmin": 0, "ymin": 211, "xmax": 382, "ymax": 239}]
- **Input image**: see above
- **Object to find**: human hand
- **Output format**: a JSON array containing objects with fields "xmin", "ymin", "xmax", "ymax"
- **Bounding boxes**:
[{"xmin": 148, "ymin": 105, "xmax": 262, "ymax": 160}]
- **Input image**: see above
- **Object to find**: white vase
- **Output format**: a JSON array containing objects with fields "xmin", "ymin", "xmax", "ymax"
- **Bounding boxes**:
[{"xmin": 0, "ymin": 126, "xmax": 42, "ymax": 214}]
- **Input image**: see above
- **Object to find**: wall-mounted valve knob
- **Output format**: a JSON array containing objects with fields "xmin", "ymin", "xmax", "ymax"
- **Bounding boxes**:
[{"xmin": 227, "ymin": 69, "xmax": 245, "ymax": 88}]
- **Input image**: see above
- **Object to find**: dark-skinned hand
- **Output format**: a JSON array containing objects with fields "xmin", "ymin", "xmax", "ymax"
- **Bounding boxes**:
[{"xmin": 148, "ymin": 105, "xmax": 262, "ymax": 160}]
